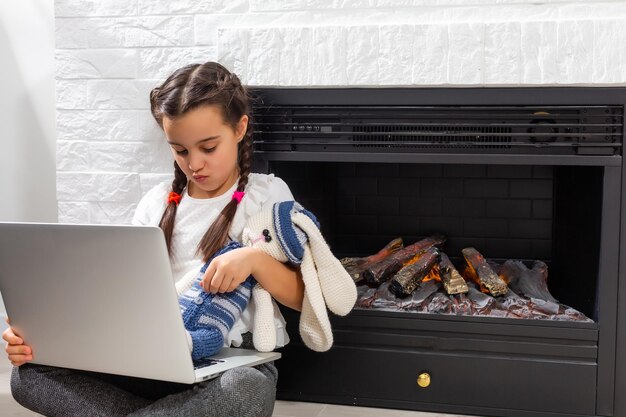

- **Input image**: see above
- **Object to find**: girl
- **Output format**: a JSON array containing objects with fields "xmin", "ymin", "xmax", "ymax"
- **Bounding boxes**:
[{"xmin": 3, "ymin": 61, "xmax": 304, "ymax": 417}]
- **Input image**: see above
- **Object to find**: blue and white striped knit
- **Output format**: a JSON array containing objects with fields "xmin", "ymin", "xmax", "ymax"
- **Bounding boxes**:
[
  {"xmin": 179, "ymin": 241, "xmax": 256, "ymax": 361},
  {"xmin": 272, "ymin": 201, "xmax": 319, "ymax": 265}
]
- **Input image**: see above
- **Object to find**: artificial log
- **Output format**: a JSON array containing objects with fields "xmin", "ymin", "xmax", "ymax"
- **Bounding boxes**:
[
  {"xmin": 496, "ymin": 289, "xmax": 543, "ymax": 319},
  {"xmin": 449, "ymin": 293, "xmax": 474, "ymax": 315},
  {"xmin": 440, "ymin": 252, "xmax": 469, "ymax": 295},
  {"xmin": 425, "ymin": 292, "xmax": 454, "ymax": 314},
  {"xmin": 340, "ymin": 238, "xmax": 404, "ymax": 283},
  {"xmin": 499, "ymin": 260, "xmax": 558, "ymax": 304},
  {"xmin": 465, "ymin": 284, "xmax": 497, "ymax": 314},
  {"xmin": 389, "ymin": 247, "xmax": 440, "ymax": 298},
  {"xmin": 398, "ymin": 280, "xmax": 441, "ymax": 311},
  {"xmin": 461, "ymin": 247, "xmax": 508, "ymax": 297},
  {"xmin": 362, "ymin": 235, "xmax": 445, "ymax": 286}
]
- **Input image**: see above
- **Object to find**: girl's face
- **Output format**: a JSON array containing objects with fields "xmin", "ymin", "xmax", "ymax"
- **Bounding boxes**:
[{"xmin": 163, "ymin": 105, "xmax": 248, "ymax": 199}]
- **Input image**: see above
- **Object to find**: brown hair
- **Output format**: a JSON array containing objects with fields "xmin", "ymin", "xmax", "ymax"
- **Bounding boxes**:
[{"xmin": 149, "ymin": 62, "xmax": 253, "ymax": 262}]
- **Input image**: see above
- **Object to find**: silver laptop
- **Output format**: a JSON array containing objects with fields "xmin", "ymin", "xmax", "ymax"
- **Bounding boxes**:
[{"xmin": 0, "ymin": 222, "xmax": 280, "ymax": 384}]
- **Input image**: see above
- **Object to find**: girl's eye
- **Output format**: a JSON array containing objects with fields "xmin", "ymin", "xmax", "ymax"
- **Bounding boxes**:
[
  {"xmin": 174, "ymin": 149, "xmax": 188, "ymax": 156},
  {"xmin": 203, "ymin": 147, "xmax": 216, "ymax": 153}
]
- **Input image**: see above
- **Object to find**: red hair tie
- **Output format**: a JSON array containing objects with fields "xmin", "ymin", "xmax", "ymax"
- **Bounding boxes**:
[
  {"xmin": 232, "ymin": 191, "xmax": 245, "ymax": 204},
  {"xmin": 168, "ymin": 192, "xmax": 182, "ymax": 205}
]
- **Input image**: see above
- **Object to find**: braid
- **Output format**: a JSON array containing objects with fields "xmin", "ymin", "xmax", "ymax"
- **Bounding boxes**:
[
  {"xmin": 159, "ymin": 162, "xmax": 187, "ymax": 254},
  {"xmin": 237, "ymin": 126, "xmax": 254, "ymax": 192}
]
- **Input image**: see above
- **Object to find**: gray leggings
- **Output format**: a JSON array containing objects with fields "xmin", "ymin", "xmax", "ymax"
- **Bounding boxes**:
[{"xmin": 10, "ymin": 339, "xmax": 278, "ymax": 417}]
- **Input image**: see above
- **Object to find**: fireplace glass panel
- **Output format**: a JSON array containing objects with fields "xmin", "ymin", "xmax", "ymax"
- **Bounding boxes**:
[{"xmin": 269, "ymin": 161, "xmax": 602, "ymax": 322}]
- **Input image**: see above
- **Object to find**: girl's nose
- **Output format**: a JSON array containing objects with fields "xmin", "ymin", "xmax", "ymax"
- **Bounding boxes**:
[{"xmin": 188, "ymin": 152, "xmax": 204, "ymax": 172}]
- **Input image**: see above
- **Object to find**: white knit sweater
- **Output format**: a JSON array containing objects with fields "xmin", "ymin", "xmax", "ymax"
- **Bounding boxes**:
[{"xmin": 131, "ymin": 173, "xmax": 293, "ymax": 348}]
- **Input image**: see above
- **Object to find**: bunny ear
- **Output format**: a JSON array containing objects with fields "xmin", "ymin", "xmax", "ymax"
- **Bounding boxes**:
[
  {"xmin": 299, "ymin": 245, "xmax": 333, "ymax": 352},
  {"xmin": 292, "ymin": 212, "xmax": 357, "ymax": 317},
  {"xmin": 252, "ymin": 284, "xmax": 277, "ymax": 352},
  {"xmin": 272, "ymin": 201, "xmax": 307, "ymax": 265},
  {"xmin": 293, "ymin": 202, "xmax": 320, "ymax": 229}
]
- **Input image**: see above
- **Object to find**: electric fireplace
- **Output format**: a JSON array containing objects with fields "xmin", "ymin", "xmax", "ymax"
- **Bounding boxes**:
[{"xmin": 250, "ymin": 87, "xmax": 626, "ymax": 417}]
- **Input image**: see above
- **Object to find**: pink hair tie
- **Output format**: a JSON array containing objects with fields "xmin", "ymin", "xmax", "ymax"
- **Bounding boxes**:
[{"xmin": 232, "ymin": 191, "xmax": 245, "ymax": 204}]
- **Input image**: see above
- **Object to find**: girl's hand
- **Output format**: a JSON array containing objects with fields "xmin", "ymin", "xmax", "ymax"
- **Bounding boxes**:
[
  {"xmin": 3, "ymin": 318, "xmax": 33, "ymax": 367},
  {"xmin": 200, "ymin": 247, "xmax": 259, "ymax": 294}
]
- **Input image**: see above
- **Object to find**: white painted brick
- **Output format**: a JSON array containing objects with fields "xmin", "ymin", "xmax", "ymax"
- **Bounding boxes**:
[
  {"xmin": 377, "ymin": 0, "xmax": 429, "ymax": 5},
  {"xmin": 308, "ymin": 0, "xmax": 340, "ymax": 7},
  {"xmin": 89, "ymin": 202, "xmax": 138, "ymax": 225},
  {"xmin": 57, "ymin": 172, "xmax": 141, "ymax": 202},
  {"xmin": 521, "ymin": 21, "xmax": 557, "ymax": 84},
  {"xmin": 192, "ymin": 47, "xmax": 219, "ymax": 65},
  {"xmin": 484, "ymin": 22, "xmax": 521, "ymax": 84},
  {"xmin": 89, "ymin": 142, "xmax": 142, "ymax": 172},
  {"xmin": 89, "ymin": 141, "xmax": 172, "ymax": 173},
  {"xmin": 413, "ymin": 24, "xmax": 448, "ymax": 85},
  {"xmin": 87, "ymin": 16, "xmax": 194, "ymax": 48},
  {"xmin": 58, "ymin": 202, "xmax": 90, "ymax": 224},
  {"xmin": 249, "ymin": 0, "xmax": 309, "ymax": 11},
  {"xmin": 56, "ymin": 80, "xmax": 90, "ymax": 109},
  {"xmin": 448, "ymin": 23, "xmax": 484, "ymax": 84},
  {"xmin": 57, "ymin": 141, "xmax": 90, "ymax": 171},
  {"xmin": 139, "ymin": 48, "xmax": 196, "ymax": 79},
  {"xmin": 593, "ymin": 19, "xmax": 626, "ymax": 84},
  {"xmin": 311, "ymin": 27, "xmax": 347, "ymax": 86},
  {"xmin": 55, "ymin": 18, "xmax": 89, "ymax": 49},
  {"xmin": 56, "ymin": 80, "xmax": 155, "ymax": 110},
  {"xmin": 557, "ymin": 2, "xmax": 626, "ymax": 20},
  {"xmin": 247, "ymin": 29, "xmax": 282, "ymax": 86},
  {"xmin": 55, "ymin": 0, "xmax": 137, "ymax": 17},
  {"xmin": 338, "ymin": 0, "xmax": 376, "ymax": 7},
  {"xmin": 379, "ymin": 25, "xmax": 414, "ymax": 85},
  {"xmin": 378, "ymin": 0, "xmax": 583, "ymax": 5},
  {"xmin": 345, "ymin": 25, "xmax": 379, "ymax": 85},
  {"xmin": 279, "ymin": 27, "xmax": 313, "ymax": 85},
  {"xmin": 557, "ymin": 20, "xmax": 593, "ymax": 84},
  {"xmin": 195, "ymin": 14, "xmax": 244, "ymax": 48},
  {"xmin": 56, "ymin": 49, "xmax": 138, "ymax": 79},
  {"xmin": 138, "ymin": 0, "xmax": 248, "ymax": 15},
  {"xmin": 57, "ymin": 110, "xmax": 142, "ymax": 142},
  {"xmin": 138, "ymin": 111, "xmax": 166, "ymax": 142},
  {"xmin": 217, "ymin": 28, "xmax": 249, "ymax": 81},
  {"xmin": 140, "ymin": 173, "xmax": 175, "ymax": 195}
]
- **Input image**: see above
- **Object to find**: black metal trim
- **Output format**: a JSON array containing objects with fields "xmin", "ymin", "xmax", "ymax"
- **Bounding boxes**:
[
  {"xmin": 250, "ymin": 87, "xmax": 626, "ymax": 106},
  {"xmin": 254, "ymin": 150, "xmax": 622, "ymax": 166}
]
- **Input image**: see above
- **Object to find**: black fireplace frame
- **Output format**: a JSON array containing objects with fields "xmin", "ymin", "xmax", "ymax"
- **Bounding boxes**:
[{"xmin": 250, "ymin": 87, "xmax": 626, "ymax": 417}]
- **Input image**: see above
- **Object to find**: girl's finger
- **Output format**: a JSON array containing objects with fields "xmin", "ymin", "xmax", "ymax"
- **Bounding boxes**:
[
  {"xmin": 6, "ymin": 344, "xmax": 31, "ymax": 355},
  {"xmin": 202, "ymin": 262, "xmax": 217, "ymax": 290},
  {"xmin": 209, "ymin": 269, "xmax": 224, "ymax": 294},
  {"xmin": 218, "ymin": 276, "xmax": 233, "ymax": 293},
  {"xmin": 9, "ymin": 354, "xmax": 32, "ymax": 366},
  {"xmin": 3, "ymin": 333, "xmax": 24, "ymax": 346}
]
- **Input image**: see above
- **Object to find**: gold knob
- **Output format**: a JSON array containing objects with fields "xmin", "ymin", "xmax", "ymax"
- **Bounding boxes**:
[{"xmin": 417, "ymin": 372, "xmax": 431, "ymax": 388}]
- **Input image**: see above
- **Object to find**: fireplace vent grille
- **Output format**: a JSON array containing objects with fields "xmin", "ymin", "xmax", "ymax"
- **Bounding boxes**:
[
  {"xmin": 352, "ymin": 124, "xmax": 512, "ymax": 149},
  {"xmin": 253, "ymin": 105, "xmax": 623, "ymax": 156}
]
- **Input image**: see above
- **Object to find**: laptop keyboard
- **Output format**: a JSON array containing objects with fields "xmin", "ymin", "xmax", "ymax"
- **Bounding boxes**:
[{"xmin": 193, "ymin": 357, "xmax": 225, "ymax": 370}]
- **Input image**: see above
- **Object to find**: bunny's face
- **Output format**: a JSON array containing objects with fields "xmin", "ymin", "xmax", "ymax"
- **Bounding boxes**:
[{"xmin": 242, "ymin": 210, "xmax": 289, "ymax": 263}]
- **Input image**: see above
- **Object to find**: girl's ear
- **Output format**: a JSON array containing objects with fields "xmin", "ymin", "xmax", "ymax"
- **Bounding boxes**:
[{"xmin": 236, "ymin": 115, "xmax": 249, "ymax": 142}]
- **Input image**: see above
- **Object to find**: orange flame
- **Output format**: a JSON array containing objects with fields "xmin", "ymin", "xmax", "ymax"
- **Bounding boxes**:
[
  {"xmin": 422, "ymin": 264, "xmax": 442, "ymax": 283},
  {"xmin": 461, "ymin": 264, "xmax": 490, "ymax": 294}
]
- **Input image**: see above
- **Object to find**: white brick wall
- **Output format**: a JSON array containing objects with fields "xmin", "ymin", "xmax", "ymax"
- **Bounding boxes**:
[{"xmin": 54, "ymin": 0, "xmax": 626, "ymax": 223}]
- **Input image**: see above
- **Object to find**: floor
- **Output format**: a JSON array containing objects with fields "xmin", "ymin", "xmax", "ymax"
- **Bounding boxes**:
[{"xmin": 0, "ymin": 357, "xmax": 467, "ymax": 417}]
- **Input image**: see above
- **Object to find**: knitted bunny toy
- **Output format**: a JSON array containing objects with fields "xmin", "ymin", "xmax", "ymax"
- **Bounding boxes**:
[
  {"xmin": 178, "ymin": 241, "xmax": 255, "ymax": 361},
  {"xmin": 242, "ymin": 201, "xmax": 358, "ymax": 352}
]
